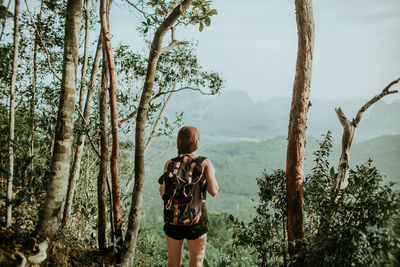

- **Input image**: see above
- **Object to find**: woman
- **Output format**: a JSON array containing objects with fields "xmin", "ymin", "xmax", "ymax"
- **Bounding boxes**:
[{"xmin": 159, "ymin": 126, "xmax": 218, "ymax": 267}]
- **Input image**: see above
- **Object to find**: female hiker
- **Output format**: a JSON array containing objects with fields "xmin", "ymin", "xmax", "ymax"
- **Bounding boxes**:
[{"xmin": 158, "ymin": 126, "xmax": 219, "ymax": 267}]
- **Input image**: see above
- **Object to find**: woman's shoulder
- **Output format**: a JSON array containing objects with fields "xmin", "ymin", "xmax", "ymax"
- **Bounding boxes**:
[{"xmin": 198, "ymin": 156, "xmax": 212, "ymax": 167}]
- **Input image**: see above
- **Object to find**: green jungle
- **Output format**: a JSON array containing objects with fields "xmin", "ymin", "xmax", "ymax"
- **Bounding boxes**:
[{"xmin": 1, "ymin": 0, "xmax": 400, "ymax": 266}]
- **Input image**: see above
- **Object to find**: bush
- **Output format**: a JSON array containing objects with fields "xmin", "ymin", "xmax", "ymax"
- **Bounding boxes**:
[{"xmin": 231, "ymin": 132, "xmax": 400, "ymax": 266}]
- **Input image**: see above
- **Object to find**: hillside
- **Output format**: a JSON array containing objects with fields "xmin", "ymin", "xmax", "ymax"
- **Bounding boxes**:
[{"xmin": 137, "ymin": 134, "xmax": 400, "ymax": 223}]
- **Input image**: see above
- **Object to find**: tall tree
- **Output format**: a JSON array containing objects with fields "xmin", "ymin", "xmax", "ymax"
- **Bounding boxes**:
[
  {"xmin": 29, "ymin": 0, "xmax": 45, "ymax": 190},
  {"xmin": 78, "ymin": 0, "xmax": 90, "ymax": 111},
  {"xmin": 285, "ymin": 0, "xmax": 314, "ymax": 265},
  {"xmin": 35, "ymin": 0, "xmax": 82, "ymax": 239},
  {"xmin": 98, "ymin": 46, "xmax": 109, "ymax": 251},
  {"xmin": 120, "ymin": 0, "xmax": 194, "ymax": 265},
  {"xmin": 6, "ymin": 0, "xmax": 20, "ymax": 228},
  {"xmin": 100, "ymin": 0, "xmax": 124, "ymax": 252}
]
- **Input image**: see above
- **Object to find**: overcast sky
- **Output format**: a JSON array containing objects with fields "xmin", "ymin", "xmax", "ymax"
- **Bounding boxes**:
[{"xmin": 110, "ymin": 0, "xmax": 400, "ymax": 103}]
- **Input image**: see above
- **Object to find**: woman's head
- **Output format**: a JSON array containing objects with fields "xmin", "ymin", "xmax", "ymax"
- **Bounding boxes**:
[{"xmin": 177, "ymin": 126, "xmax": 200, "ymax": 154}]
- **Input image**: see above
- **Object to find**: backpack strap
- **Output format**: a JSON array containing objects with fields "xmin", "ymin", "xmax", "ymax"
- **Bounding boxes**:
[
  {"xmin": 194, "ymin": 156, "xmax": 207, "ymax": 164},
  {"xmin": 188, "ymin": 162, "xmax": 196, "ymax": 183}
]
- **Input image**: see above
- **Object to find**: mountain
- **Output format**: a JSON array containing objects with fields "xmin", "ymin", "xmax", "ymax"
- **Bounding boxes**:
[
  {"xmin": 140, "ymin": 134, "xmax": 400, "ymax": 222},
  {"xmin": 164, "ymin": 90, "xmax": 400, "ymax": 143}
]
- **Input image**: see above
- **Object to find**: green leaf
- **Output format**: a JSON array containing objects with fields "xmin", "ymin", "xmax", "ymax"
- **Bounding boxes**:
[
  {"xmin": 330, "ymin": 167, "xmax": 336, "ymax": 177},
  {"xmin": 199, "ymin": 22, "xmax": 204, "ymax": 32},
  {"xmin": 205, "ymin": 16, "xmax": 211, "ymax": 27}
]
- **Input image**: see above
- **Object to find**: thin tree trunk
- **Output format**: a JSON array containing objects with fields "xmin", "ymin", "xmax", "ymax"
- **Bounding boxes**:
[
  {"xmin": 285, "ymin": 0, "xmax": 314, "ymax": 265},
  {"xmin": 79, "ymin": 0, "xmax": 90, "ymax": 111},
  {"xmin": 29, "ymin": 0, "xmax": 45, "ymax": 190},
  {"xmin": 84, "ymin": 150, "xmax": 90, "ymax": 200},
  {"xmin": 282, "ymin": 216, "xmax": 287, "ymax": 267},
  {"xmin": 120, "ymin": 1, "xmax": 193, "ymax": 265},
  {"xmin": 6, "ymin": 0, "xmax": 20, "ymax": 228},
  {"xmin": 100, "ymin": 0, "xmax": 124, "ymax": 254},
  {"xmin": 35, "ymin": 0, "xmax": 82, "ymax": 239},
  {"xmin": 62, "ymin": 33, "xmax": 102, "ymax": 226},
  {"xmin": 98, "ymin": 43, "xmax": 109, "ymax": 252}
]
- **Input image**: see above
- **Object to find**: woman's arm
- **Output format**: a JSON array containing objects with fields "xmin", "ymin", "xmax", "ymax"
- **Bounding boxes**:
[{"xmin": 204, "ymin": 158, "xmax": 218, "ymax": 197}]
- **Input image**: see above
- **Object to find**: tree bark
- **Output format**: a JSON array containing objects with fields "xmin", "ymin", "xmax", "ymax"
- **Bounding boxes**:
[
  {"xmin": 62, "ymin": 33, "xmax": 102, "ymax": 226},
  {"xmin": 100, "ymin": 0, "xmax": 124, "ymax": 253},
  {"xmin": 98, "ymin": 48, "xmax": 109, "ymax": 251},
  {"xmin": 332, "ymin": 77, "xmax": 399, "ymax": 192},
  {"xmin": 120, "ymin": 1, "xmax": 193, "ymax": 265},
  {"xmin": 78, "ymin": 0, "xmax": 90, "ymax": 111},
  {"xmin": 35, "ymin": 0, "xmax": 82, "ymax": 239},
  {"xmin": 6, "ymin": 0, "xmax": 20, "ymax": 228},
  {"xmin": 285, "ymin": 0, "xmax": 314, "ymax": 265}
]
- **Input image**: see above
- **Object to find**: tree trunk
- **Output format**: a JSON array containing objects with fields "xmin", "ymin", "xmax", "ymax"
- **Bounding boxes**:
[
  {"xmin": 6, "ymin": 0, "xmax": 20, "ymax": 228},
  {"xmin": 29, "ymin": 0, "xmax": 45, "ymax": 190},
  {"xmin": 35, "ymin": 0, "xmax": 82, "ymax": 239},
  {"xmin": 98, "ymin": 50, "xmax": 109, "ymax": 251},
  {"xmin": 100, "ymin": 0, "xmax": 124, "ymax": 254},
  {"xmin": 120, "ymin": 1, "xmax": 193, "ymax": 265},
  {"xmin": 78, "ymin": 0, "xmax": 90, "ymax": 111},
  {"xmin": 62, "ymin": 33, "xmax": 102, "ymax": 227},
  {"xmin": 285, "ymin": 0, "xmax": 314, "ymax": 265}
]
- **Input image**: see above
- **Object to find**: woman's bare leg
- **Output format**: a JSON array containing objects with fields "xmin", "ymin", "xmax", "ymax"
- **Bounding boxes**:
[
  {"xmin": 187, "ymin": 234, "xmax": 207, "ymax": 267},
  {"xmin": 166, "ymin": 236, "xmax": 184, "ymax": 267}
]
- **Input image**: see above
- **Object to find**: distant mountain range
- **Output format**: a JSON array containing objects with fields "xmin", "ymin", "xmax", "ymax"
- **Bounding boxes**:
[{"xmin": 164, "ymin": 90, "xmax": 400, "ymax": 143}]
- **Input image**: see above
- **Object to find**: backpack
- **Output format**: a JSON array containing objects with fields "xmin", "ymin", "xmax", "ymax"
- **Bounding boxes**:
[{"xmin": 158, "ymin": 155, "xmax": 207, "ymax": 225}]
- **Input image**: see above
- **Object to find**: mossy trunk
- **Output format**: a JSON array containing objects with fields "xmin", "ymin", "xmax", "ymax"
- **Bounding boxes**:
[{"xmin": 35, "ymin": 0, "xmax": 82, "ymax": 239}]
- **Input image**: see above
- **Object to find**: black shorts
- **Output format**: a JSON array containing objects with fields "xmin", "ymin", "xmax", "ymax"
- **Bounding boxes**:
[{"xmin": 163, "ymin": 203, "xmax": 208, "ymax": 240}]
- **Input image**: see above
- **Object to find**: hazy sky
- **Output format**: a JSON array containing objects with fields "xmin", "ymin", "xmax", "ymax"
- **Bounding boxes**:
[{"xmin": 110, "ymin": 0, "xmax": 400, "ymax": 103}]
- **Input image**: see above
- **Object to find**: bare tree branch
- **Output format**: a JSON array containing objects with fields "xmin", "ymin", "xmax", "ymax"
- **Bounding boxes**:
[
  {"xmin": 123, "ymin": 86, "xmax": 174, "ymax": 192},
  {"xmin": 24, "ymin": 0, "xmax": 62, "ymax": 81},
  {"xmin": 119, "ymin": 111, "xmax": 136, "ymax": 127},
  {"xmin": 332, "ymin": 77, "xmax": 399, "ymax": 192},
  {"xmin": 160, "ymin": 39, "xmax": 189, "ymax": 54},
  {"xmin": 145, "ymin": 89, "xmax": 174, "ymax": 152},
  {"xmin": 74, "ymin": 104, "xmax": 101, "ymax": 158},
  {"xmin": 352, "ymin": 77, "xmax": 399, "ymax": 126},
  {"xmin": 150, "ymin": 86, "xmax": 214, "ymax": 102},
  {"xmin": 125, "ymin": 0, "xmax": 148, "ymax": 19}
]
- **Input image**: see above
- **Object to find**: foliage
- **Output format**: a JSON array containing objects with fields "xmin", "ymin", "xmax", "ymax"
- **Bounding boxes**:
[
  {"xmin": 134, "ymin": 0, "xmax": 218, "ymax": 33},
  {"xmin": 231, "ymin": 132, "xmax": 400, "ymax": 266}
]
